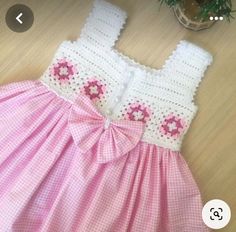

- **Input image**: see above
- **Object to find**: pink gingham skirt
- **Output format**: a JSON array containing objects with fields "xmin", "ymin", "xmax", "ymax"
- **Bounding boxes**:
[{"xmin": 0, "ymin": 80, "xmax": 209, "ymax": 231}]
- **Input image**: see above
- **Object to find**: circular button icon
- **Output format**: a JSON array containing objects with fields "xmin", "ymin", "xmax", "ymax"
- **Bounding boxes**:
[
  {"xmin": 5, "ymin": 4, "xmax": 34, "ymax": 33},
  {"xmin": 202, "ymin": 199, "xmax": 231, "ymax": 229}
]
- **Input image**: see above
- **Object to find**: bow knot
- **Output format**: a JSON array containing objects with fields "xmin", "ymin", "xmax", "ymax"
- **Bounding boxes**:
[
  {"xmin": 68, "ymin": 95, "xmax": 144, "ymax": 163},
  {"xmin": 104, "ymin": 118, "xmax": 111, "ymax": 130}
]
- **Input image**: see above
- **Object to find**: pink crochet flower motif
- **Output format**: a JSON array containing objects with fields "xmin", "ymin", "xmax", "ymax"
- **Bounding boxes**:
[
  {"xmin": 82, "ymin": 78, "xmax": 106, "ymax": 101},
  {"xmin": 160, "ymin": 114, "xmax": 186, "ymax": 138},
  {"xmin": 125, "ymin": 103, "xmax": 151, "ymax": 123},
  {"xmin": 50, "ymin": 58, "xmax": 77, "ymax": 83}
]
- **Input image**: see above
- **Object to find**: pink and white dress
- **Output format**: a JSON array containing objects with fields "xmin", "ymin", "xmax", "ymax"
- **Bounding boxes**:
[{"xmin": 0, "ymin": 0, "xmax": 213, "ymax": 231}]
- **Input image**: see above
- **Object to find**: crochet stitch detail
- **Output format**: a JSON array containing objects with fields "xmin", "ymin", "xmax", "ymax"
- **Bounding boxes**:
[{"xmin": 39, "ymin": 0, "xmax": 213, "ymax": 151}]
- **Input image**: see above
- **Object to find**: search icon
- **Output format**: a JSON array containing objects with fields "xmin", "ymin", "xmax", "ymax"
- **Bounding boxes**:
[
  {"xmin": 202, "ymin": 199, "xmax": 231, "ymax": 229},
  {"xmin": 213, "ymin": 211, "xmax": 220, "ymax": 218}
]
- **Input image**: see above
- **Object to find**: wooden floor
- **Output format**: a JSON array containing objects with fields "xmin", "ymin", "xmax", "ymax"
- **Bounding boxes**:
[{"xmin": 0, "ymin": 0, "xmax": 235, "ymax": 231}]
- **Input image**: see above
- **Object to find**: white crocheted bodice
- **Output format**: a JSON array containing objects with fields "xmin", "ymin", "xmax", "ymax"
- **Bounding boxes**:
[{"xmin": 39, "ymin": 0, "xmax": 213, "ymax": 151}]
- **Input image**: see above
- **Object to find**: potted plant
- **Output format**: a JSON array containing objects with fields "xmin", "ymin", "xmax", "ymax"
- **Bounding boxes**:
[{"xmin": 159, "ymin": 0, "xmax": 235, "ymax": 31}]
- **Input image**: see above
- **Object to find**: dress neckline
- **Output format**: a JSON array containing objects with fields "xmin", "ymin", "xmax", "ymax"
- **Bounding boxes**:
[{"xmin": 109, "ymin": 40, "xmax": 187, "ymax": 78}]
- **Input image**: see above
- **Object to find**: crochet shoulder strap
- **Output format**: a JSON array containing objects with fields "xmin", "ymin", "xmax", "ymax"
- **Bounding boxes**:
[
  {"xmin": 163, "ymin": 40, "xmax": 213, "ymax": 104},
  {"xmin": 78, "ymin": 0, "xmax": 127, "ymax": 49}
]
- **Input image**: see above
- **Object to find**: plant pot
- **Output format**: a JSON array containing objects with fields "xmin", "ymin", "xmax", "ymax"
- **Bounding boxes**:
[{"xmin": 173, "ymin": 0, "xmax": 215, "ymax": 31}]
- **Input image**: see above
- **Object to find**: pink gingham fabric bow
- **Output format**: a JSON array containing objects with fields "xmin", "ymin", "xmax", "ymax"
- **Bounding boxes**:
[{"xmin": 68, "ymin": 95, "xmax": 144, "ymax": 163}]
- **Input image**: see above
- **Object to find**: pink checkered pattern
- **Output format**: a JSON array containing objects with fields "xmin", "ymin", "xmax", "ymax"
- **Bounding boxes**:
[{"xmin": 0, "ymin": 80, "xmax": 209, "ymax": 231}]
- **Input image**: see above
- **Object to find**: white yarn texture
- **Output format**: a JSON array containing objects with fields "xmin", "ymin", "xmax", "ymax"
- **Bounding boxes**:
[{"xmin": 39, "ymin": 0, "xmax": 213, "ymax": 151}]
